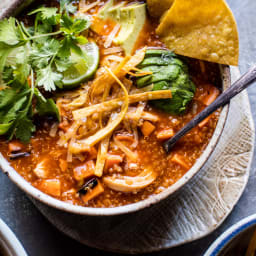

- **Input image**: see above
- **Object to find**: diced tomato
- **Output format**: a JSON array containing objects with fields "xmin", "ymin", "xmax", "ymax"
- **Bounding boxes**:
[
  {"xmin": 170, "ymin": 154, "xmax": 191, "ymax": 170},
  {"xmin": 38, "ymin": 179, "xmax": 61, "ymax": 197},
  {"xmin": 8, "ymin": 141, "xmax": 24, "ymax": 152},
  {"xmin": 115, "ymin": 134, "xmax": 134, "ymax": 142},
  {"xmin": 73, "ymin": 160, "xmax": 95, "ymax": 181},
  {"xmin": 59, "ymin": 159, "xmax": 68, "ymax": 172},
  {"xmin": 156, "ymin": 129, "xmax": 174, "ymax": 141},
  {"xmin": 81, "ymin": 181, "xmax": 104, "ymax": 203},
  {"xmin": 105, "ymin": 154, "xmax": 123, "ymax": 170},
  {"xmin": 201, "ymin": 85, "xmax": 219, "ymax": 106},
  {"xmin": 141, "ymin": 121, "xmax": 156, "ymax": 137},
  {"xmin": 198, "ymin": 114, "xmax": 214, "ymax": 128},
  {"xmin": 58, "ymin": 121, "xmax": 69, "ymax": 132}
]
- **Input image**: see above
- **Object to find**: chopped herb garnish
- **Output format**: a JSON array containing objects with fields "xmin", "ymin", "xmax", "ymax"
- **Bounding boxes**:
[
  {"xmin": 0, "ymin": 0, "xmax": 91, "ymax": 142},
  {"xmin": 36, "ymin": 65, "xmax": 63, "ymax": 92},
  {"xmin": 60, "ymin": 0, "xmax": 78, "ymax": 14}
]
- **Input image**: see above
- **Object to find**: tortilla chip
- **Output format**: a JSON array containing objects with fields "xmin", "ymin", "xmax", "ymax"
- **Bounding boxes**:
[
  {"xmin": 147, "ymin": 0, "xmax": 174, "ymax": 18},
  {"xmin": 156, "ymin": 0, "xmax": 239, "ymax": 66}
]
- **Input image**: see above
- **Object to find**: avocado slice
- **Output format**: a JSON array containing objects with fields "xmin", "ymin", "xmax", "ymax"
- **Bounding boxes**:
[
  {"xmin": 135, "ymin": 49, "xmax": 196, "ymax": 115},
  {"xmin": 138, "ymin": 56, "xmax": 184, "ymax": 68},
  {"xmin": 136, "ymin": 65, "xmax": 181, "ymax": 88},
  {"xmin": 98, "ymin": 1, "xmax": 146, "ymax": 55}
]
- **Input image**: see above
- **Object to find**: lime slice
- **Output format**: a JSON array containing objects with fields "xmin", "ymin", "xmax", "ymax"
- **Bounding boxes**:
[{"xmin": 62, "ymin": 42, "xmax": 99, "ymax": 89}]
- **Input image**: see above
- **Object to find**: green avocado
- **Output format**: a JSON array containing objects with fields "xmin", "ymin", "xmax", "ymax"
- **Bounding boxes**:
[
  {"xmin": 98, "ymin": 1, "xmax": 146, "ymax": 55},
  {"xmin": 136, "ymin": 65, "xmax": 181, "ymax": 88},
  {"xmin": 135, "ymin": 50, "xmax": 196, "ymax": 115}
]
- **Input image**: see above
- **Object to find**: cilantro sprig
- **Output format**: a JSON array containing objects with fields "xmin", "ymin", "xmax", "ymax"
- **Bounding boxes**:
[{"xmin": 0, "ymin": 0, "xmax": 91, "ymax": 142}]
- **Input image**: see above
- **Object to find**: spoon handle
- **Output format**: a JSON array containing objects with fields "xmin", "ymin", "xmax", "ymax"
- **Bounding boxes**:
[{"xmin": 164, "ymin": 65, "xmax": 256, "ymax": 153}]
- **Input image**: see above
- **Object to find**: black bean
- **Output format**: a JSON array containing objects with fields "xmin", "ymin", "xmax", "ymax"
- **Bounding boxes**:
[
  {"xmin": 78, "ymin": 178, "xmax": 98, "ymax": 195},
  {"xmin": 9, "ymin": 152, "xmax": 30, "ymax": 160}
]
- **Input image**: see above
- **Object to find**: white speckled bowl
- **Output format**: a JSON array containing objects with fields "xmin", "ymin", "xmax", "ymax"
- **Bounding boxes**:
[
  {"xmin": 204, "ymin": 215, "xmax": 256, "ymax": 256},
  {"xmin": 0, "ymin": 219, "xmax": 27, "ymax": 256},
  {"xmin": 0, "ymin": 0, "xmax": 231, "ymax": 216}
]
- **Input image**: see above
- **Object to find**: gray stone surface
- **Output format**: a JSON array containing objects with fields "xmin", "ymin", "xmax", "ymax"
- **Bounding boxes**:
[{"xmin": 0, "ymin": 0, "xmax": 256, "ymax": 255}]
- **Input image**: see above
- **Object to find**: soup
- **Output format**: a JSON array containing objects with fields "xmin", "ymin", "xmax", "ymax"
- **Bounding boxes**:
[{"xmin": 0, "ymin": 0, "xmax": 222, "ymax": 208}]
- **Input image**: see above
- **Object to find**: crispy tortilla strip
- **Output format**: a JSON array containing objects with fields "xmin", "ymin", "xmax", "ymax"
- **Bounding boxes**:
[
  {"xmin": 94, "ymin": 75, "xmax": 113, "ymax": 177},
  {"xmin": 156, "ymin": 0, "xmax": 239, "ymax": 66},
  {"xmin": 147, "ymin": 0, "xmax": 174, "ymax": 18},
  {"xmin": 69, "ymin": 68, "xmax": 129, "ymax": 152},
  {"xmin": 90, "ymin": 55, "xmax": 131, "ymax": 99},
  {"xmin": 91, "ymin": 47, "xmax": 146, "ymax": 96},
  {"xmin": 94, "ymin": 135, "xmax": 110, "ymax": 177},
  {"xmin": 73, "ymin": 90, "xmax": 172, "ymax": 120}
]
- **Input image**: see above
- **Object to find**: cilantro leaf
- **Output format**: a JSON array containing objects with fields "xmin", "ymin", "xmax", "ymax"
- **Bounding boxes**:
[
  {"xmin": 3, "ymin": 47, "xmax": 30, "ymax": 86},
  {"xmin": 15, "ymin": 117, "xmax": 35, "ymax": 143},
  {"xmin": 0, "ymin": 1, "xmax": 93, "ymax": 142},
  {"xmin": 34, "ymin": 88, "xmax": 46, "ymax": 102},
  {"xmin": 2, "ymin": 96, "xmax": 27, "ymax": 123},
  {"xmin": 37, "ymin": 22, "xmax": 52, "ymax": 34},
  {"xmin": 60, "ymin": 0, "xmax": 77, "ymax": 14},
  {"xmin": 76, "ymin": 35, "xmax": 88, "ymax": 45},
  {"xmin": 29, "ymin": 7, "xmax": 60, "ymax": 25},
  {"xmin": 14, "ymin": 46, "xmax": 28, "ymax": 65},
  {"xmin": 36, "ymin": 97, "xmax": 60, "ymax": 121},
  {"xmin": 0, "ymin": 78, "xmax": 35, "ymax": 142},
  {"xmin": 0, "ymin": 39, "xmax": 28, "ymax": 74},
  {"xmin": 61, "ymin": 14, "xmax": 90, "ymax": 35},
  {"xmin": 31, "ymin": 23, "xmax": 53, "ymax": 44},
  {"xmin": 58, "ymin": 37, "xmax": 71, "ymax": 58},
  {"xmin": 34, "ymin": 88, "xmax": 60, "ymax": 121},
  {"xmin": 30, "ymin": 39, "xmax": 60, "ymax": 68},
  {"xmin": 2, "ymin": 64, "xmax": 30, "ymax": 88},
  {"xmin": 55, "ymin": 57, "xmax": 72, "ymax": 72},
  {"xmin": 59, "ymin": 36, "xmax": 84, "ymax": 58},
  {"xmin": 72, "ymin": 18, "xmax": 90, "ymax": 34},
  {"xmin": 14, "ymin": 63, "xmax": 31, "ymax": 85},
  {"xmin": 2, "ymin": 66, "xmax": 14, "ymax": 84},
  {"xmin": 60, "ymin": 14, "xmax": 73, "ymax": 33},
  {"xmin": 0, "ymin": 18, "xmax": 23, "ymax": 45},
  {"xmin": 0, "ymin": 87, "xmax": 17, "ymax": 109},
  {"xmin": 36, "ymin": 66, "xmax": 63, "ymax": 91},
  {"xmin": 70, "ymin": 41, "xmax": 85, "ymax": 56},
  {"xmin": 0, "ymin": 42, "xmax": 15, "ymax": 72}
]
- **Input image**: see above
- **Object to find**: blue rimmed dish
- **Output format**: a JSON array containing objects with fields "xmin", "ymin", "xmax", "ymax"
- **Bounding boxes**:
[{"xmin": 204, "ymin": 214, "xmax": 256, "ymax": 256}]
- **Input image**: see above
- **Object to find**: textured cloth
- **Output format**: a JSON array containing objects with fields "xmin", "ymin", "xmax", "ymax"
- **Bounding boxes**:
[{"xmin": 30, "ymin": 68, "xmax": 255, "ymax": 253}]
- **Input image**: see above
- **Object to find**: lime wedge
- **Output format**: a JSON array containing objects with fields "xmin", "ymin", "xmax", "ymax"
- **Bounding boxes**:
[{"xmin": 62, "ymin": 42, "xmax": 99, "ymax": 89}]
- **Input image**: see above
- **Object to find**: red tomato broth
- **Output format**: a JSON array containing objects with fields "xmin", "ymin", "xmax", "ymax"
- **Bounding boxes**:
[{"xmin": 0, "ymin": 0, "xmax": 222, "ymax": 208}]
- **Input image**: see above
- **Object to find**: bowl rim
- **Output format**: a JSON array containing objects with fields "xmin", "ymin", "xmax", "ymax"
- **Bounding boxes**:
[
  {"xmin": 204, "ymin": 214, "xmax": 256, "ymax": 256},
  {"xmin": 0, "ymin": 218, "xmax": 27, "ymax": 256},
  {"xmin": 0, "ymin": 65, "xmax": 231, "ymax": 216}
]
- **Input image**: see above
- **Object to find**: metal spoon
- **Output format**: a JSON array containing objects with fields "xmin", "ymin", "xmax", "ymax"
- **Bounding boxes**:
[{"xmin": 164, "ymin": 65, "xmax": 256, "ymax": 153}]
